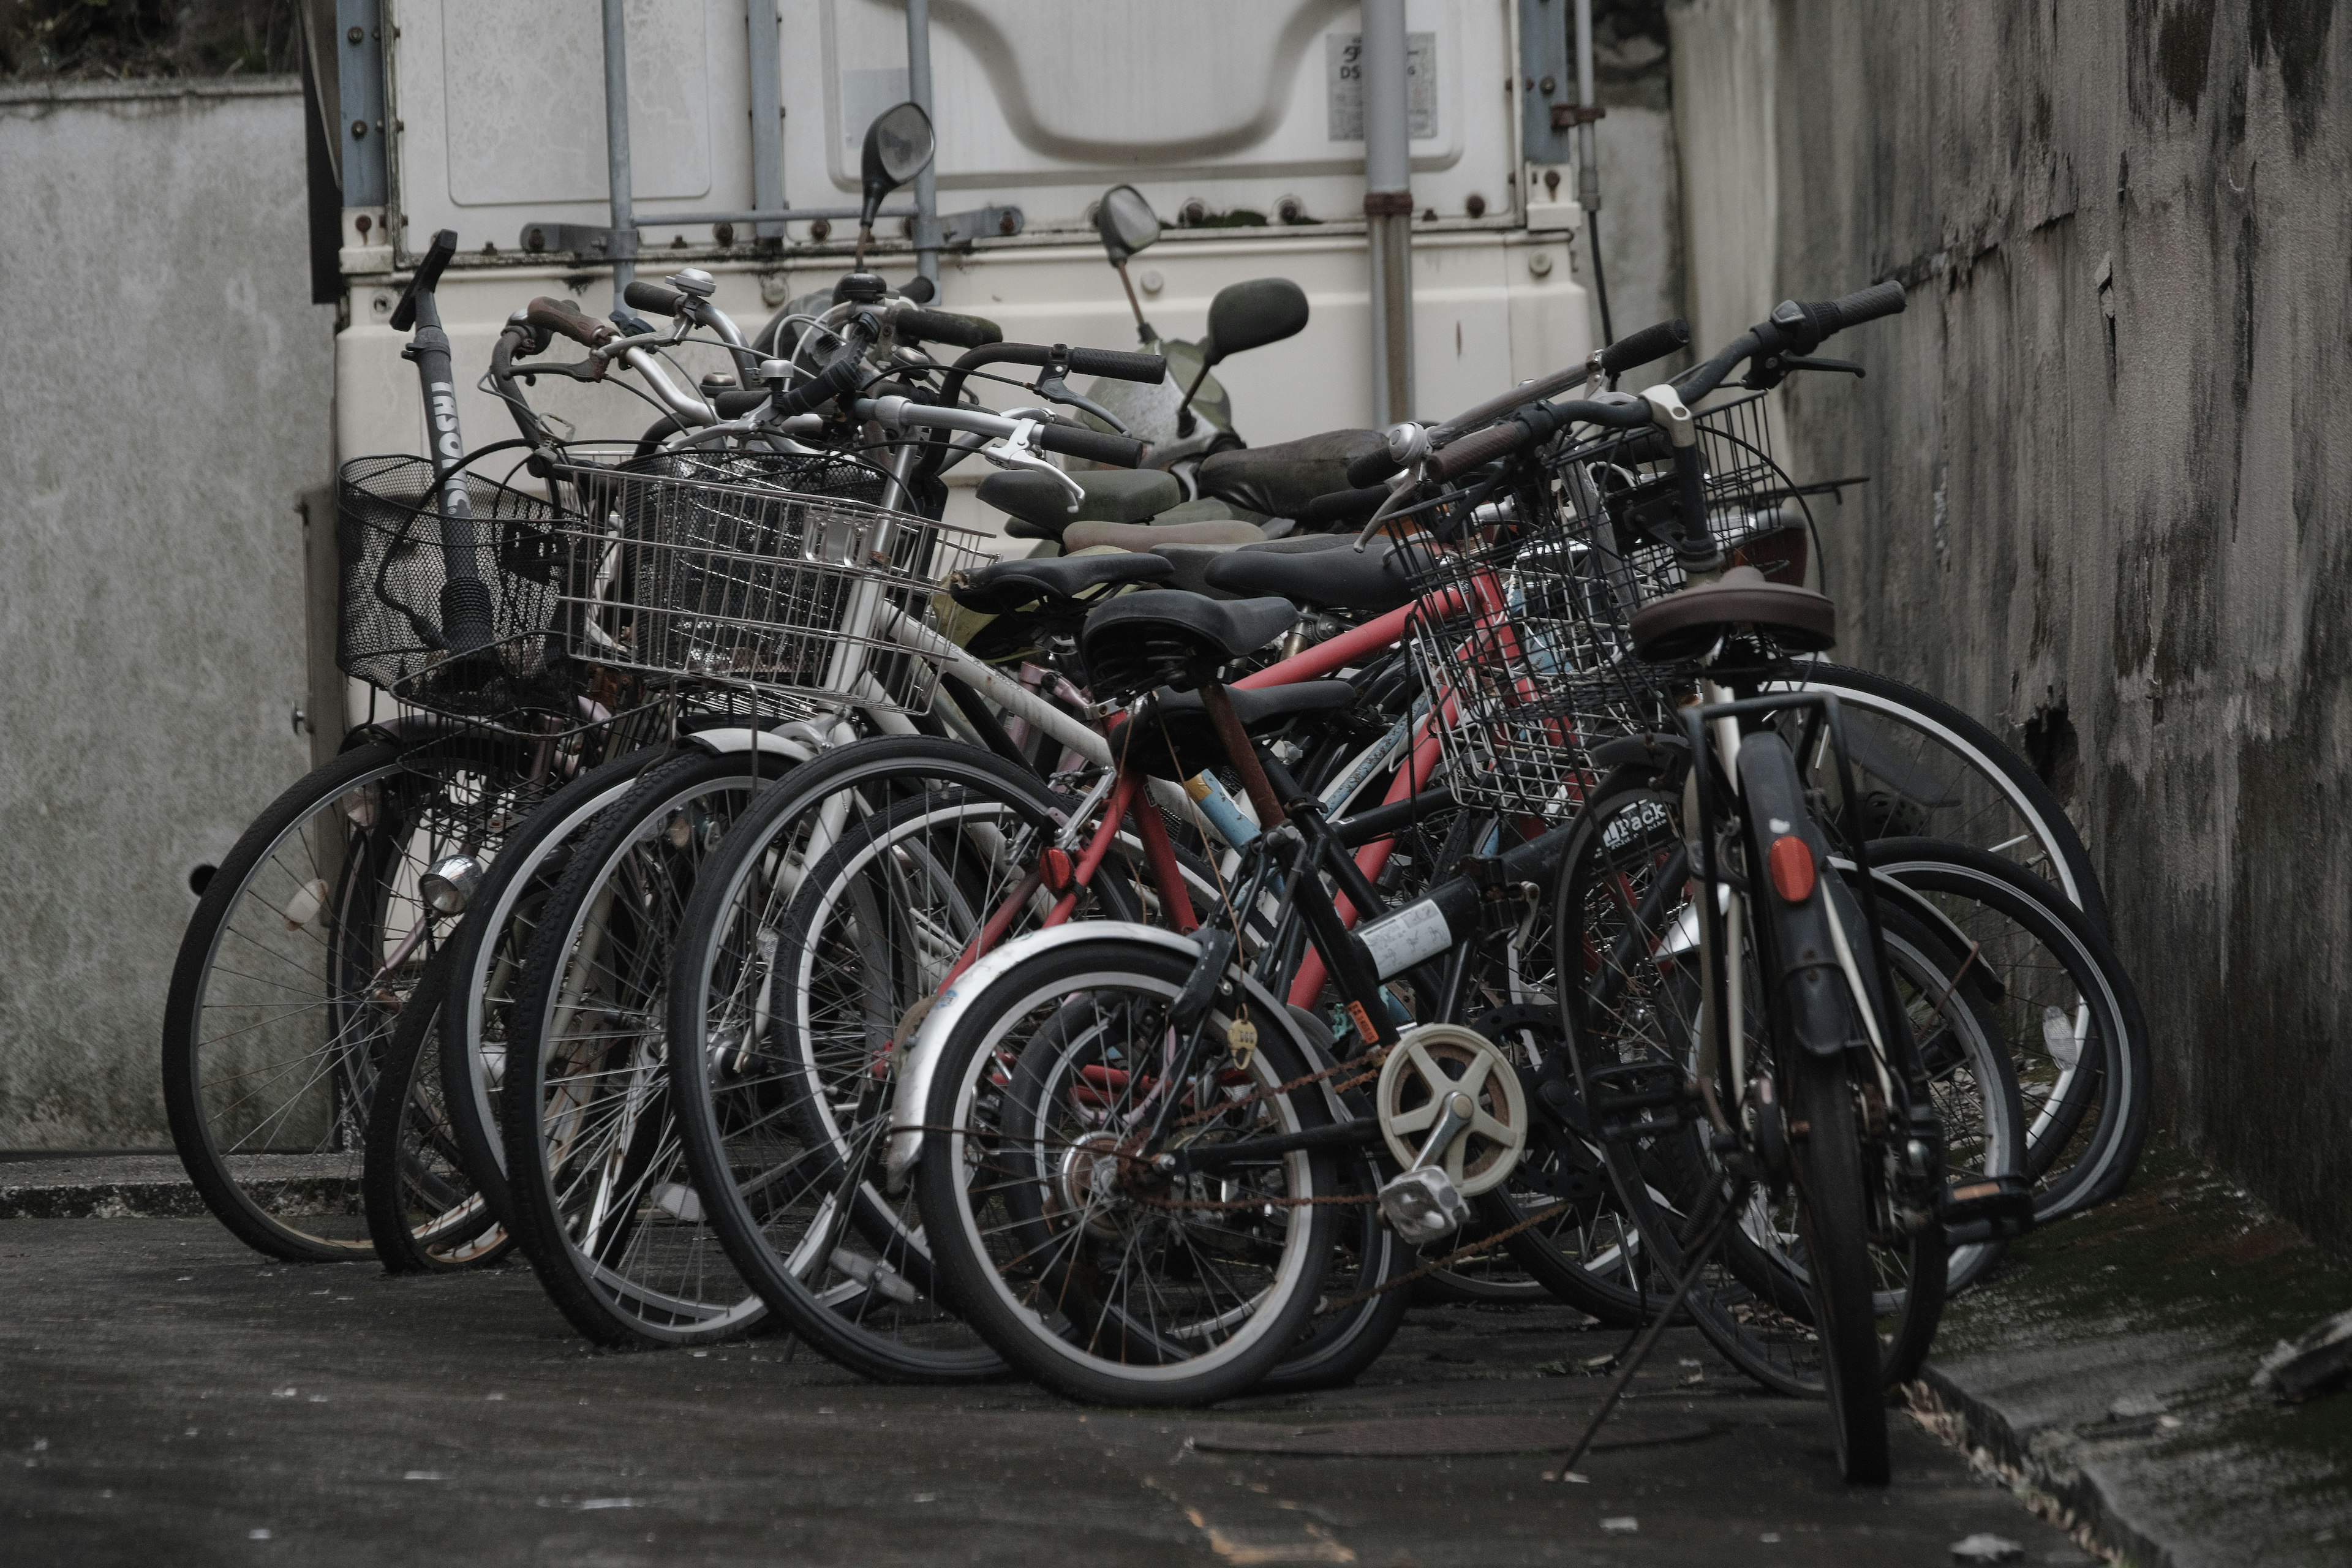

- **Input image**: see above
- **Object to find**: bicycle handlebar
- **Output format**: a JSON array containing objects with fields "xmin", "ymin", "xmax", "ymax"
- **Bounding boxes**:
[
  {"xmin": 1599, "ymin": 317, "xmax": 1694, "ymax": 377},
  {"xmin": 526, "ymin": 295, "xmax": 617, "ymax": 349},
  {"xmin": 1032, "ymin": 423, "xmax": 1147, "ymax": 467},
  {"xmin": 1678, "ymin": 280, "xmax": 1908, "ymax": 402},
  {"xmin": 1422, "ymin": 398, "xmax": 1649, "ymax": 483},
  {"xmin": 892, "ymin": 306, "xmax": 1003, "ymax": 350},
  {"xmin": 857, "ymin": 395, "xmax": 1149, "ymax": 468},
  {"xmin": 622, "ymin": 280, "xmax": 685, "ymax": 317},
  {"xmin": 389, "ymin": 230, "xmax": 458, "ymax": 333},
  {"xmin": 773, "ymin": 313, "xmax": 881, "ymax": 417}
]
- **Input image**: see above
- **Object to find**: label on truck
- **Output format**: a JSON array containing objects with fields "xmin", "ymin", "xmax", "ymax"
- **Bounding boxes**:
[{"xmin": 1356, "ymin": 899, "xmax": 1452, "ymax": 980}]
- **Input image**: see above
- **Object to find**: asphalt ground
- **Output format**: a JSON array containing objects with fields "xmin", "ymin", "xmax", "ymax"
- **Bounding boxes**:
[{"xmin": 0, "ymin": 1218, "xmax": 2084, "ymax": 1567}]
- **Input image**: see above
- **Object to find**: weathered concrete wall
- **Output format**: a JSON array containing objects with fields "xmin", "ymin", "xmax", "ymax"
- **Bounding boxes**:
[
  {"xmin": 0, "ymin": 80, "xmax": 333, "ymax": 1147},
  {"xmin": 1683, "ymin": 2, "xmax": 2352, "ymax": 1234}
]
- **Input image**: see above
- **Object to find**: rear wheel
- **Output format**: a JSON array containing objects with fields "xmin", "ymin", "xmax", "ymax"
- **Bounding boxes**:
[{"xmin": 361, "ymin": 947, "xmax": 511, "ymax": 1272}]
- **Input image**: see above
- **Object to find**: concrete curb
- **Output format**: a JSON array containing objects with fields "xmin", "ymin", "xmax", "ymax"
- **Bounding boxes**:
[
  {"xmin": 0, "ymin": 1156, "xmax": 355, "ymax": 1221},
  {"xmin": 1910, "ymin": 1368, "xmax": 2162, "ymax": 1567}
]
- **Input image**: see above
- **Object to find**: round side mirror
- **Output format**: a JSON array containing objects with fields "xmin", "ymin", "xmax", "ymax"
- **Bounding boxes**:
[
  {"xmin": 859, "ymin": 101, "xmax": 936, "ymax": 228},
  {"xmin": 1199, "ymin": 277, "xmax": 1311, "ymax": 366},
  {"xmin": 1095, "ymin": 185, "xmax": 1162, "ymax": 265}
]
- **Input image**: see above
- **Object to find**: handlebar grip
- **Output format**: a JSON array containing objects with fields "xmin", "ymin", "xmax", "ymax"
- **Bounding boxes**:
[
  {"xmin": 526, "ymin": 296, "xmax": 616, "ymax": 348},
  {"xmin": 1425, "ymin": 420, "xmax": 1528, "ymax": 483},
  {"xmin": 1065, "ymin": 347, "xmax": 1168, "ymax": 384},
  {"xmin": 389, "ymin": 229, "xmax": 459, "ymax": 332},
  {"xmin": 1597, "ymin": 317, "xmax": 1691, "ymax": 377},
  {"xmin": 1346, "ymin": 449, "xmax": 1404, "ymax": 488},
  {"xmin": 895, "ymin": 307, "xmax": 1003, "ymax": 349},
  {"xmin": 1033, "ymin": 423, "xmax": 1147, "ymax": 468},
  {"xmin": 622, "ymin": 281, "xmax": 685, "ymax": 317},
  {"xmin": 1793, "ymin": 280, "xmax": 1907, "ymax": 342}
]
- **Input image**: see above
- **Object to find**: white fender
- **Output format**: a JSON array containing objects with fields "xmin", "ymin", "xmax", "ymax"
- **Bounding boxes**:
[
  {"xmin": 679, "ymin": 726, "xmax": 818, "ymax": 762},
  {"xmin": 884, "ymin": 922, "xmax": 1328, "ymax": 1189}
]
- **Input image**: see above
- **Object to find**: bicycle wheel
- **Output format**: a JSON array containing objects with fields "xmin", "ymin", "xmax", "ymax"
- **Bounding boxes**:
[
  {"xmin": 431, "ymin": 745, "xmax": 671, "ymax": 1238},
  {"xmin": 1550, "ymin": 768, "xmax": 1963, "ymax": 1399},
  {"xmin": 913, "ymin": 935, "xmax": 1340, "ymax": 1406},
  {"xmin": 360, "ymin": 946, "xmax": 510, "ymax": 1272},
  {"xmin": 1866, "ymin": 839, "xmax": 2149, "ymax": 1221},
  {"xmin": 1779, "ymin": 665, "xmax": 2109, "ymax": 930},
  {"xmin": 162, "ymin": 734, "xmax": 534, "ymax": 1261},
  {"xmin": 667, "ymin": 737, "xmax": 1104, "ymax": 1382},
  {"xmin": 500, "ymin": 748, "xmax": 792, "ymax": 1346},
  {"xmin": 1782, "ymin": 1047, "xmax": 1890, "ymax": 1485}
]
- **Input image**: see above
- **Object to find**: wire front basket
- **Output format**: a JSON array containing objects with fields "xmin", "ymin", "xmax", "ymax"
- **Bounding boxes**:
[
  {"xmin": 1389, "ymin": 391, "xmax": 1808, "ymax": 818},
  {"xmin": 548, "ymin": 450, "xmax": 989, "ymax": 716}
]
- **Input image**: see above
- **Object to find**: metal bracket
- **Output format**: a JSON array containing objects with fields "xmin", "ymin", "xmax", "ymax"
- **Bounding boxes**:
[
  {"xmin": 519, "ymin": 222, "xmax": 619, "ymax": 257},
  {"xmin": 938, "ymin": 205, "xmax": 1026, "ymax": 247}
]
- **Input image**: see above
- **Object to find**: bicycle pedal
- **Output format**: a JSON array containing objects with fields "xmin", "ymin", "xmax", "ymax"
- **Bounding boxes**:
[
  {"xmin": 1587, "ymin": 1063, "xmax": 1691, "ymax": 1137},
  {"xmin": 1378, "ymin": 1166, "xmax": 1468, "ymax": 1244},
  {"xmin": 1939, "ymin": 1174, "xmax": 2037, "ymax": 1243}
]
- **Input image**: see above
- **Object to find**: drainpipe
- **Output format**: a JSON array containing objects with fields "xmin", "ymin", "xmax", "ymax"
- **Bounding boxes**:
[
  {"xmin": 602, "ymin": 0, "xmax": 636, "ymax": 305},
  {"xmin": 907, "ymin": 0, "xmax": 941, "ymax": 288},
  {"xmin": 1363, "ymin": 0, "xmax": 1414, "ymax": 425},
  {"xmin": 1574, "ymin": 0, "xmax": 1613, "ymax": 342}
]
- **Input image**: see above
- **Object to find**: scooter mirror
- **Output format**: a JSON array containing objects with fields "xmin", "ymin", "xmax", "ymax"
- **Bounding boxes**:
[
  {"xmin": 1096, "ymin": 185, "xmax": 1161, "ymax": 265},
  {"xmin": 1198, "ymin": 277, "xmax": 1310, "ymax": 365},
  {"xmin": 859, "ymin": 101, "xmax": 935, "ymax": 228}
]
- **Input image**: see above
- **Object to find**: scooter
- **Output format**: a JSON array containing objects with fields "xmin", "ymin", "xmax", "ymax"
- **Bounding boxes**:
[{"xmin": 1080, "ymin": 184, "xmax": 1309, "ymax": 497}]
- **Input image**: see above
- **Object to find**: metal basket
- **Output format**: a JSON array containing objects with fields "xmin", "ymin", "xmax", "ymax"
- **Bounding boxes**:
[
  {"xmin": 548, "ymin": 451, "xmax": 989, "ymax": 716},
  {"xmin": 1389, "ymin": 392, "xmax": 1811, "ymax": 818},
  {"xmin": 336, "ymin": 454, "xmax": 584, "ymax": 733}
]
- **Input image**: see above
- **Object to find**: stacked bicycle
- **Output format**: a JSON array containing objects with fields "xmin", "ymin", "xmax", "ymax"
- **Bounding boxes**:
[{"xmin": 161, "ymin": 113, "xmax": 2146, "ymax": 1488}]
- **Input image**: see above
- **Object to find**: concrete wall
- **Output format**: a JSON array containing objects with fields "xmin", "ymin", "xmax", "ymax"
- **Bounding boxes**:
[
  {"xmin": 1675, "ymin": 2, "xmax": 2352, "ymax": 1235},
  {"xmin": 0, "ymin": 79, "xmax": 333, "ymax": 1148}
]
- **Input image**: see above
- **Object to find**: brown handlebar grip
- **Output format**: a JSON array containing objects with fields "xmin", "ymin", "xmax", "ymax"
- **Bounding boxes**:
[
  {"xmin": 1425, "ymin": 420, "xmax": 1528, "ymax": 483},
  {"xmin": 526, "ymin": 296, "xmax": 616, "ymax": 348}
]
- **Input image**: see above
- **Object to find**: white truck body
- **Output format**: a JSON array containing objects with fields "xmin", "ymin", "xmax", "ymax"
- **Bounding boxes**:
[{"xmin": 334, "ymin": 0, "xmax": 1589, "ymax": 533}]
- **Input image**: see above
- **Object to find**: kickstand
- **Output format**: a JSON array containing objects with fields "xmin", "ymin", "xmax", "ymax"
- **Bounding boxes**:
[{"xmin": 1545, "ymin": 1180, "xmax": 1749, "ymax": 1482}]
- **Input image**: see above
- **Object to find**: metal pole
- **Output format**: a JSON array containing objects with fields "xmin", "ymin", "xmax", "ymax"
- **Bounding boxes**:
[
  {"xmin": 1573, "ymin": 0, "xmax": 1600, "ymax": 216},
  {"xmin": 906, "ymin": 0, "xmax": 940, "ymax": 287},
  {"xmin": 747, "ymin": 0, "xmax": 785, "ymax": 243},
  {"xmin": 1362, "ymin": 0, "xmax": 1414, "ymax": 425},
  {"xmin": 602, "ymin": 0, "xmax": 636, "ymax": 305}
]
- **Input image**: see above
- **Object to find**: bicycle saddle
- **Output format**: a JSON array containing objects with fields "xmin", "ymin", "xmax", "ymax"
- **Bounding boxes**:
[
  {"xmin": 1080, "ymin": 590, "xmax": 1299, "ymax": 696},
  {"xmin": 1196, "ymin": 429, "xmax": 1387, "ymax": 516},
  {"xmin": 947, "ymin": 550, "xmax": 1173, "ymax": 616},
  {"xmin": 1627, "ymin": 565, "xmax": 1838, "ymax": 662},
  {"xmin": 979, "ymin": 468, "xmax": 1183, "ymax": 541},
  {"xmin": 1063, "ymin": 518, "xmax": 1267, "ymax": 551},
  {"xmin": 1205, "ymin": 534, "xmax": 1415, "ymax": 612},
  {"xmin": 1115, "ymin": 681, "xmax": 1359, "ymax": 779},
  {"xmin": 1147, "ymin": 543, "xmax": 1248, "ymax": 598}
]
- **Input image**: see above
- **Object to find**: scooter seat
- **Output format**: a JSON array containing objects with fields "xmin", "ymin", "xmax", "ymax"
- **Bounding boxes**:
[
  {"xmin": 1114, "ymin": 681, "xmax": 1360, "ymax": 780},
  {"xmin": 1081, "ymin": 590, "xmax": 1299, "ymax": 696},
  {"xmin": 980, "ymin": 468, "xmax": 1184, "ymax": 540},
  {"xmin": 947, "ymin": 550, "xmax": 1174, "ymax": 616},
  {"xmin": 1064, "ymin": 518, "xmax": 1267, "ymax": 551},
  {"xmin": 1205, "ymin": 535, "xmax": 1416, "ymax": 613},
  {"xmin": 1196, "ymin": 429, "xmax": 1387, "ymax": 516}
]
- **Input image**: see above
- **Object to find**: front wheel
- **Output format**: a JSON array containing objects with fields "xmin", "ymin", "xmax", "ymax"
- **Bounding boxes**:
[
  {"xmin": 1784, "ymin": 1049, "xmax": 1890, "ymax": 1485},
  {"xmin": 914, "ymin": 937, "xmax": 1339, "ymax": 1406}
]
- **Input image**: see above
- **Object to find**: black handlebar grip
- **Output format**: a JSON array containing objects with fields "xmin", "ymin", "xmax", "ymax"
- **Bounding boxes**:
[
  {"xmin": 895, "ymin": 307, "xmax": 1003, "ymax": 349},
  {"xmin": 1425, "ymin": 420, "xmax": 1528, "ymax": 483},
  {"xmin": 623, "ymin": 281, "xmax": 685, "ymax": 317},
  {"xmin": 1792, "ymin": 280, "xmax": 1907, "ymax": 342},
  {"xmin": 1597, "ymin": 317, "xmax": 1691, "ymax": 377},
  {"xmin": 1032, "ymin": 423, "xmax": 1148, "ymax": 468},
  {"xmin": 1065, "ymin": 347, "xmax": 1169, "ymax": 384},
  {"xmin": 1302, "ymin": 486, "xmax": 1391, "ymax": 527},
  {"xmin": 390, "ymin": 229, "xmax": 459, "ymax": 332},
  {"xmin": 526, "ymin": 296, "xmax": 616, "ymax": 348},
  {"xmin": 1346, "ymin": 449, "xmax": 1404, "ymax": 488}
]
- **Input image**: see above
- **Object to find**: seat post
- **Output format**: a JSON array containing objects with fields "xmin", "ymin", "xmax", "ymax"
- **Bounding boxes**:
[{"xmin": 1196, "ymin": 682, "xmax": 1287, "ymax": 829}]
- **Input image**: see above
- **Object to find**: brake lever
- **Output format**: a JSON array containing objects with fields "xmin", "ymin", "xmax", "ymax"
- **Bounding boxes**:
[
  {"xmin": 1033, "ymin": 344, "xmax": 1133, "ymax": 435},
  {"xmin": 981, "ymin": 420, "xmax": 1086, "ymax": 511}
]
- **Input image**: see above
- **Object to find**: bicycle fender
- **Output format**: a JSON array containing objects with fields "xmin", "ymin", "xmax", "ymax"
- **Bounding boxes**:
[
  {"xmin": 679, "ymin": 726, "xmax": 819, "ymax": 763},
  {"xmin": 883, "ymin": 922, "xmax": 1319, "ymax": 1190}
]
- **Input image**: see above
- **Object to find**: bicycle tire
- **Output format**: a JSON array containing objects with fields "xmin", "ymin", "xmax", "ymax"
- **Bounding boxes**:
[
  {"xmin": 360, "ymin": 946, "xmax": 512, "ymax": 1272},
  {"xmin": 162, "ymin": 734, "xmax": 532, "ymax": 1261},
  {"xmin": 1783, "ymin": 1047, "xmax": 1891, "ymax": 1485},
  {"xmin": 500, "ymin": 748, "xmax": 793, "ymax": 1347},
  {"xmin": 914, "ymin": 935, "xmax": 1339, "ymax": 1406}
]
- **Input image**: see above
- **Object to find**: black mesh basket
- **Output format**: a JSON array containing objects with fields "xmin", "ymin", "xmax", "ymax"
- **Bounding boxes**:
[
  {"xmin": 336, "ymin": 455, "xmax": 585, "ymax": 731},
  {"xmin": 1383, "ymin": 391, "xmax": 1814, "ymax": 819}
]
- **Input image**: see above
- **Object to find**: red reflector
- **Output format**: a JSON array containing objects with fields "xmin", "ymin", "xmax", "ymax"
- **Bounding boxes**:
[
  {"xmin": 1767, "ymin": 835, "xmax": 1817, "ymax": 903},
  {"xmin": 1039, "ymin": 846, "xmax": 1074, "ymax": 894}
]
